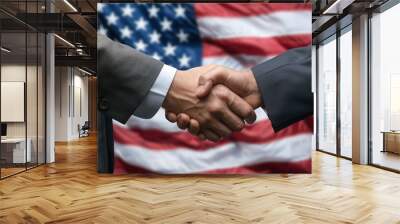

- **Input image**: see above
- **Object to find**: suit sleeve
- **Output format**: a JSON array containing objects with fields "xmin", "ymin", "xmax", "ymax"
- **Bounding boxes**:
[
  {"xmin": 97, "ymin": 34, "xmax": 164, "ymax": 124},
  {"xmin": 251, "ymin": 46, "xmax": 312, "ymax": 132}
]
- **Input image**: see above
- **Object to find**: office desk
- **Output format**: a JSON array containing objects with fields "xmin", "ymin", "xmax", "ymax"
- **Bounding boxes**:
[
  {"xmin": 1, "ymin": 138, "xmax": 31, "ymax": 164},
  {"xmin": 382, "ymin": 131, "xmax": 400, "ymax": 154}
]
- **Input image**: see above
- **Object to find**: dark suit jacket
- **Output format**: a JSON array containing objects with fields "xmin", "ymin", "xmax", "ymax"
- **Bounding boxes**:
[
  {"xmin": 251, "ymin": 46, "xmax": 312, "ymax": 132},
  {"xmin": 97, "ymin": 34, "xmax": 163, "ymax": 123}
]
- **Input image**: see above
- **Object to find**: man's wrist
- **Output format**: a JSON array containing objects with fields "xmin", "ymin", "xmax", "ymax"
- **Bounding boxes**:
[
  {"xmin": 133, "ymin": 64, "xmax": 177, "ymax": 119},
  {"xmin": 243, "ymin": 69, "xmax": 263, "ymax": 109},
  {"xmin": 162, "ymin": 70, "xmax": 199, "ymax": 113}
]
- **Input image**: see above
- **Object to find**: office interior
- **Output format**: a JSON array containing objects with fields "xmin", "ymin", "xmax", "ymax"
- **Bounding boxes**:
[
  {"xmin": 313, "ymin": 0, "xmax": 400, "ymax": 172},
  {"xmin": 0, "ymin": 0, "xmax": 400, "ymax": 222},
  {"xmin": 0, "ymin": 0, "xmax": 97, "ymax": 179}
]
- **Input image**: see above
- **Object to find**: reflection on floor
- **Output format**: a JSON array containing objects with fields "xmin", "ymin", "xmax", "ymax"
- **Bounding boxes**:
[
  {"xmin": 1, "ymin": 135, "xmax": 400, "ymax": 223},
  {"xmin": 0, "ymin": 167, "xmax": 25, "ymax": 177},
  {"xmin": 0, "ymin": 163, "xmax": 42, "ymax": 178},
  {"xmin": 373, "ymin": 150, "xmax": 400, "ymax": 171}
]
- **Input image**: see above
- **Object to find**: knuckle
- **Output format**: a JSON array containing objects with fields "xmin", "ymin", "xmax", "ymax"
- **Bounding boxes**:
[
  {"xmin": 178, "ymin": 122, "xmax": 187, "ymax": 129},
  {"xmin": 233, "ymin": 121, "xmax": 245, "ymax": 131},
  {"xmin": 223, "ymin": 130, "xmax": 232, "ymax": 137},
  {"xmin": 244, "ymin": 108, "xmax": 253, "ymax": 117},
  {"xmin": 203, "ymin": 115, "xmax": 212, "ymax": 123},
  {"xmin": 213, "ymin": 87, "xmax": 229, "ymax": 100},
  {"xmin": 208, "ymin": 102, "xmax": 222, "ymax": 114},
  {"xmin": 213, "ymin": 85, "xmax": 226, "ymax": 94}
]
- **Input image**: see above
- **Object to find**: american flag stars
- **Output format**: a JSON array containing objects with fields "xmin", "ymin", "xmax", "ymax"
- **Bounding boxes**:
[
  {"xmin": 122, "ymin": 4, "xmax": 134, "ymax": 17},
  {"xmin": 163, "ymin": 42, "xmax": 176, "ymax": 56},
  {"xmin": 148, "ymin": 5, "xmax": 159, "ymax": 18},
  {"xmin": 174, "ymin": 5, "xmax": 186, "ymax": 18},
  {"xmin": 120, "ymin": 26, "xmax": 132, "ymax": 39},
  {"xmin": 98, "ymin": 3, "xmax": 202, "ymax": 70},
  {"xmin": 106, "ymin": 12, "xmax": 118, "ymax": 25},
  {"xmin": 160, "ymin": 18, "xmax": 172, "ymax": 31},
  {"xmin": 135, "ymin": 17, "xmax": 148, "ymax": 30},
  {"xmin": 135, "ymin": 39, "xmax": 148, "ymax": 51},
  {"xmin": 177, "ymin": 29, "xmax": 189, "ymax": 43},
  {"xmin": 179, "ymin": 54, "xmax": 191, "ymax": 68},
  {"xmin": 149, "ymin": 30, "xmax": 161, "ymax": 44}
]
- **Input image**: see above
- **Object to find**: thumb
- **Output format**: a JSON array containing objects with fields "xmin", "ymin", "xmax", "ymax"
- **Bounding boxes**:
[
  {"xmin": 196, "ymin": 67, "xmax": 227, "ymax": 98},
  {"xmin": 196, "ymin": 80, "xmax": 213, "ymax": 98}
]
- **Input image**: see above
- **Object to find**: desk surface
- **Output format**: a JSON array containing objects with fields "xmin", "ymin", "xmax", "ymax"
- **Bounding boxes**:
[
  {"xmin": 381, "ymin": 131, "xmax": 400, "ymax": 134},
  {"xmin": 1, "ymin": 138, "xmax": 26, "ymax": 143}
]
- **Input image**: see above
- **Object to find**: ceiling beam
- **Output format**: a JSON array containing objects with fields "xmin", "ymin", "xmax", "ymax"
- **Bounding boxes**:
[
  {"xmin": 55, "ymin": 55, "xmax": 96, "ymax": 71},
  {"xmin": 67, "ymin": 13, "xmax": 97, "ymax": 47}
]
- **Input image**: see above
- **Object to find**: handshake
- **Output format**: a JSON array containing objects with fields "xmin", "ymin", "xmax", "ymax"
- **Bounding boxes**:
[
  {"xmin": 98, "ymin": 35, "xmax": 311, "ymax": 139},
  {"xmin": 162, "ymin": 64, "xmax": 263, "ymax": 142}
]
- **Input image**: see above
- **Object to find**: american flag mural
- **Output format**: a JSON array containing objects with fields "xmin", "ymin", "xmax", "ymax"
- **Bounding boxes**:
[{"xmin": 97, "ymin": 3, "xmax": 313, "ymax": 174}]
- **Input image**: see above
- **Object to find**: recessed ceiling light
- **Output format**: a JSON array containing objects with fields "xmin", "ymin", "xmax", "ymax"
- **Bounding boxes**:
[
  {"xmin": 78, "ymin": 67, "xmax": 92, "ymax": 76},
  {"xmin": 54, "ymin": 34, "xmax": 75, "ymax": 48},
  {"xmin": 63, "ymin": 0, "xmax": 78, "ymax": 12}
]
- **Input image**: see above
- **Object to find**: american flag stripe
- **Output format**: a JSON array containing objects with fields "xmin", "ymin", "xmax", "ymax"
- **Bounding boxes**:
[
  {"xmin": 113, "ymin": 117, "xmax": 313, "ymax": 150},
  {"xmin": 203, "ymin": 35, "xmax": 312, "ymax": 57},
  {"xmin": 202, "ymin": 55, "xmax": 273, "ymax": 70},
  {"xmin": 194, "ymin": 3, "xmax": 311, "ymax": 17},
  {"xmin": 115, "ymin": 158, "xmax": 311, "ymax": 174},
  {"xmin": 196, "ymin": 12, "xmax": 311, "ymax": 40},
  {"xmin": 114, "ymin": 134, "xmax": 311, "ymax": 174}
]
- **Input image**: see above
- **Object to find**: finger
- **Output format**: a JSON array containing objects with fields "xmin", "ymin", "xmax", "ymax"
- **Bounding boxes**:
[
  {"xmin": 216, "ymin": 107, "xmax": 245, "ymax": 132},
  {"xmin": 207, "ymin": 117, "xmax": 232, "ymax": 139},
  {"xmin": 202, "ymin": 129, "xmax": 221, "ymax": 142},
  {"xmin": 196, "ymin": 80, "xmax": 213, "ymax": 99},
  {"xmin": 188, "ymin": 119, "xmax": 200, "ymax": 135},
  {"xmin": 228, "ymin": 94, "xmax": 257, "ymax": 124},
  {"xmin": 177, "ymin": 114, "xmax": 190, "ymax": 130},
  {"xmin": 196, "ymin": 67, "xmax": 228, "ymax": 98},
  {"xmin": 166, "ymin": 112, "xmax": 177, "ymax": 123},
  {"xmin": 198, "ymin": 133, "xmax": 206, "ymax": 141}
]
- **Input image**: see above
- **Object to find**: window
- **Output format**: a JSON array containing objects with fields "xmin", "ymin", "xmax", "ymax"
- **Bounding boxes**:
[
  {"xmin": 339, "ymin": 27, "xmax": 352, "ymax": 158},
  {"xmin": 317, "ymin": 36, "xmax": 337, "ymax": 154},
  {"xmin": 370, "ymin": 3, "xmax": 400, "ymax": 171}
]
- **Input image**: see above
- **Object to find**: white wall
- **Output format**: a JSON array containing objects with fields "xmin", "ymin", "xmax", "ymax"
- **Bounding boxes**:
[
  {"xmin": 1, "ymin": 65, "xmax": 41, "ymax": 138},
  {"xmin": 55, "ymin": 66, "xmax": 69, "ymax": 141},
  {"xmin": 54, "ymin": 67, "xmax": 89, "ymax": 141},
  {"xmin": 1, "ymin": 65, "xmax": 26, "ymax": 137}
]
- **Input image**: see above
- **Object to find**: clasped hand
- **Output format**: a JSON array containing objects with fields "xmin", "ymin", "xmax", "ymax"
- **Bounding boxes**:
[{"xmin": 162, "ymin": 65, "xmax": 262, "ymax": 142}]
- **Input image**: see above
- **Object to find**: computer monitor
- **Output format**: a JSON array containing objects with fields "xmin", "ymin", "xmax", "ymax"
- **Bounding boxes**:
[{"xmin": 1, "ymin": 123, "xmax": 7, "ymax": 137}]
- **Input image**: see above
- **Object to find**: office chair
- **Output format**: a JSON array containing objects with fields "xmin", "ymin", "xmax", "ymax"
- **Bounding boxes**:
[{"xmin": 79, "ymin": 121, "xmax": 90, "ymax": 138}]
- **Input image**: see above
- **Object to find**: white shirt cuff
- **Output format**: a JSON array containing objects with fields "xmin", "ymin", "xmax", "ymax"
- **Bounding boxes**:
[{"xmin": 133, "ymin": 64, "xmax": 177, "ymax": 119}]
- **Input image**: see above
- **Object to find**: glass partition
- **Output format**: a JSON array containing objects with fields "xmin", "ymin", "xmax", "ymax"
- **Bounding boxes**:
[
  {"xmin": 1, "ymin": 30, "xmax": 28, "ymax": 177},
  {"xmin": 317, "ymin": 35, "xmax": 337, "ymax": 154},
  {"xmin": 0, "ymin": 1, "xmax": 46, "ymax": 179}
]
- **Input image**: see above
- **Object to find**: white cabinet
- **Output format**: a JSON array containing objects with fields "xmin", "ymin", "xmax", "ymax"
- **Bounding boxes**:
[{"xmin": 1, "ymin": 138, "xmax": 32, "ymax": 163}]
